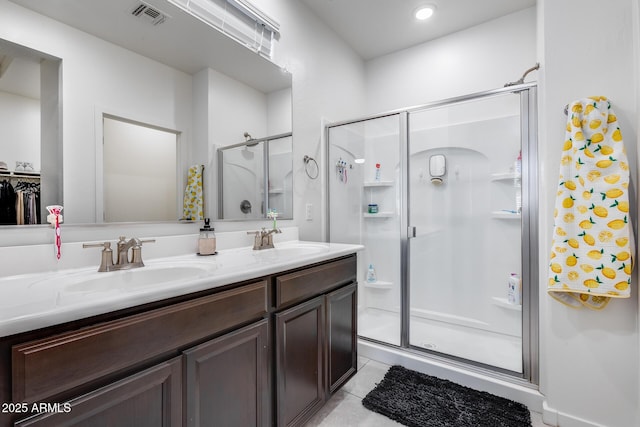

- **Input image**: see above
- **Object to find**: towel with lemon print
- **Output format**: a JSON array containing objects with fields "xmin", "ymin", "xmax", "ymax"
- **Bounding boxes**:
[
  {"xmin": 548, "ymin": 96, "xmax": 633, "ymax": 310},
  {"xmin": 183, "ymin": 164, "xmax": 204, "ymax": 221}
]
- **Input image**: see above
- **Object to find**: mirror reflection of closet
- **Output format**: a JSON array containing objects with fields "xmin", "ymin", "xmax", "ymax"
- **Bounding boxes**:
[
  {"xmin": 101, "ymin": 115, "xmax": 179, "ymax": 223},
  {"xmin": 0, "ymin": 39, "xmax": 62, "ymax": 225}
]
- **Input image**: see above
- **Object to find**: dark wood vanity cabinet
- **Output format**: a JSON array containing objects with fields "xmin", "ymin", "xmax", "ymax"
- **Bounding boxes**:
[
  {"xmin": 2, "ymin": 253, "xmax": 357, "ymax": 427},
  {"xmin": 275, "ymin": 256, "xmax": 357, "ymax": 427}
]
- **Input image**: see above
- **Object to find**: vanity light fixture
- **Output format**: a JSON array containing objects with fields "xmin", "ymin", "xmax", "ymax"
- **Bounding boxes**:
[{"xmin": 414, "ymin": 5, "xmax": 436, "ymax": 21}]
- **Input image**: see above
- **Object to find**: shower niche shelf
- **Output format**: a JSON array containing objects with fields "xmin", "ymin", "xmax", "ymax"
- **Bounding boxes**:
[
  {"xmin": 491, "ymin": 297, "xmax": 522, "ymax": 311},
  {"xmin": 490, "ymin": 172, "xmax": 521, "ymax": 181},
  {"xmin": 363, "ymin": 212, "xmax": 394, "ymax": 218},
  {"xmin": 491, "ymin": 211, "xmax": 521, "ymax": 219},
  {"xmin": 363, "ymin": 280, "xmax": 393, "ymax": 289},
  {"xmin": 363, "ymin": 180, "xmax": 394, "ymax": 187}
]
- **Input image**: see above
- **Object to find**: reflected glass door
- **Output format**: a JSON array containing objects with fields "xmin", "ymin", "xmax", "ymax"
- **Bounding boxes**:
[
  {"xmin": 407, "ymin": 92, "xmax": 524, "ymax": 372},
  {"xmin": 328, "ymin": 114, "xmax": 402, "ymax": 346}
]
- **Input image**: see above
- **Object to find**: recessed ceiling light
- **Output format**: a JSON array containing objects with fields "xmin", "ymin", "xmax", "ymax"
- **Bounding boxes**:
[{"xmin": 415, "ymin": 5, "xmax": 436, "ymax": 21}]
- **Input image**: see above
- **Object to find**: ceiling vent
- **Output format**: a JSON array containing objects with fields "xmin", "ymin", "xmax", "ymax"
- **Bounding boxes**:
[{"xmin": 131, "ymin": 1, "xmax": 169, "ymax": 25}]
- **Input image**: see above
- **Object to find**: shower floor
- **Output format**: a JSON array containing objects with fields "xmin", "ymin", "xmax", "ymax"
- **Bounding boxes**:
[{"xmin": 358, "ymin": 307, "xmax": 522, "ymax": 372}]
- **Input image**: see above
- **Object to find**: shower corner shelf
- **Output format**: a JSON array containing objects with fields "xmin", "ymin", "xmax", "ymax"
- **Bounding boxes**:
[
  {"xmin": 362, "ymin": 280, "xmax": 393, "ymax": 289},
  {"xmin": 363, "ymin": 212, "xmax": 394, "ymax": 218},
  {"xmin": 490, "ymin": 172, "xmax": 520, "ymax": 181},
  {"xmin": 363, "ymin": 180, "xmax": 394, "ymax": 187},
  {"xmin": 491, "ymin": 297, "xmax": 522, "ymax": 311},
  {"xmin": 491, "ymin": 211, "xmax": 521, "ymax": 219}
]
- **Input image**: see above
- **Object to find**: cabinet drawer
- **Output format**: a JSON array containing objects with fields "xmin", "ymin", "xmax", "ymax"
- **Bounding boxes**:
[
  {"xmin": 13, "ymin": 280, "xmax": 267, "ymax": 403},
  {"xmin": 276, "ymin": 256, "xmax": 356, "ymax": 309}
]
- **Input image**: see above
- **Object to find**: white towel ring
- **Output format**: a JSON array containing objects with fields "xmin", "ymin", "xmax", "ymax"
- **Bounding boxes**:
[{"xmin": 303, "ymin": 155, "xmax": 319, "ymax": 179}]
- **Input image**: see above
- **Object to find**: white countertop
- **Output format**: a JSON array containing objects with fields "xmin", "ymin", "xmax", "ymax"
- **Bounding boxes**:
[{"xmin": 0, "ymin": 240, "xmax": 363, "ymax": 337}]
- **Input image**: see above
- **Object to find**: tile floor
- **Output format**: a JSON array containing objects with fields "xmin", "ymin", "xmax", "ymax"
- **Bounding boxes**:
[{"xmin": 305, "ymin": 357, "xmax": 550, "ymax": 427}]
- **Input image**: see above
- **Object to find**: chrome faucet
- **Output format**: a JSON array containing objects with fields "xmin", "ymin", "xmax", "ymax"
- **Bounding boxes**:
[
  {"xmin": 247, "ymin": 227, "xmax": 282, "ymax": 250},
  {"xmin": 83, "ymin": 236, "xmax": 155, "ymax": 272}
]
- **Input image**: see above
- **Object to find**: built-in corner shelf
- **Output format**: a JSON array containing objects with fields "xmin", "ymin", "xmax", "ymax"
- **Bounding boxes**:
[
  {"xmin": 490, "ymin": 172, "xmax": 520, "ymax": 182},
  {"xmin": 363, "ymin": 280, "xmax": 393, "ymax": 290},
  {"xmin": 491, "ymin": 211, "xmax": 521, "ymax": 219},
  {"xmin": 491, "ymin": 297, "xmax": 522, "ymax": 311},
  {"xmin": 363, "ymin": 212, "xmax": 394, "ymax": 218},
  {"xmin": 363, "ymin": 180, "xmax": 394, "ymax": 187}
]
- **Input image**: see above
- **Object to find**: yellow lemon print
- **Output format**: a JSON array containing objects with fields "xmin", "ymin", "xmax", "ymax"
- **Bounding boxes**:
[
  {"xmin": 577, "ymin": 205, "xmax": 589, "ymax": 214},
  {"xmin": 600, "ymin": 145, "xmax": 614, "ymax": 156},
  {"xmin": 572, "ymin": 104, "xmax": 583, "ymax": 113},
  {"xmin": 555, "ymin": 246, "xmax": 567, "ymax": 254},
  {"xmin": 607, "ymin": 218, "xmax": 627, "ymax": 230},
  {"xmin": 563, "ymin": 213, "xmax": 575, "ymax": 223},
  {"xmin": 622, "ymin": 263, "xmax": 632, "ymax": 275},
  {"xmin": 591, "ymin": 133, "xmax": 604, "ymax": 144},
  {"xmin": 612, "ymin": 128, "xmax": 622, "ymax": 141},
  {"xmin": 607, "ymin": 291, "xmax": 620, "ymax": 296},
  {"xmin": 607, "ymin": 113, "xmax": 617, "ymax": 124},
  {"xmin": 589, "ymin": 119, "xmax": 602, "ymax": 129},
  {"xmin": 598, "ymin": 265, "xmax": 616, "ymax": 280},
  {"xmin": 582, "ymin": 190, "xmax": 592, "ymax": 200},
  {"xmin": 587, "ymin": 171, "xmax": 601, "ymax": 181},
  {"xmin": 548, "ymin": 277, "xmax": 557, "ymax": 287},
  {"xmin": 581, "ymin": 232, "xmax": 595, "ymax": 246},
  {"xmin": 563, "ymin": 180, "xmax": 576, "ymax": 190},
  {"xmin": 583, "ymin": 148, "xmax": 595, "ymax": 158},
  {"xmin": 580, "ymin": 264, "xmax": 595, "ymax": 273},
  {"xmin": 550, "ymin": 252, "xmax": 556, "ymax": 259},
  {"xmin": 615, "ymin": 201, "xmax": 629, "ymax": 213},
  {"xmin": 561, "ymin": 155, "xmax": 572, "ymax": 165},
  {"xmin": 587, "ymin": 249, "xmax": 603, "ymax": 260},
  {"xmin": 580, "ymin": 294, "xmax": 590, "ymax": 302},
  {"xmin": 583, "ymin": 278, "xmax": 601, "ymax": 288},
  {"xmin": 622, "ymin": 182, "xmax": 629, "ymax": 189},
  {"xmin": 585, "ymin": 104, "xmax": 595, "ymax": 114},
  {"xmin": 566, "ymin": 238, "xmax": 579, "ymax": 249},
  {"xmin": 574, "ymin": 131, "xmax": 585, "ymax": 141},
  {"xmin": 556, "ymin": 227, "xmax": 567, "ymax": 236},
  {"xmin": 553, "ymin": 208, "xmax": 558, "ymax": 218},
  {"xmin": 614, "ymin": 251, "xmax": 630, "ymax": 262},
  {"xmin": 591, "ymin": 205, "xmax": 608, "ymax": 217},
  {"xmin": 589, "ymin": 96, "xmax": 607, "ymax": 101},
  {"xmin": 566, "ymin": 123, "xmax": 572, "ymax": 132},
  {"xmin": 596, "ymin": 159, "xmax": 613, "ymax": 169},
  {"xmin": 557, "ymin": 189, "xmax": 564, "ymax": 197},
  {"xmin": 578, "ymin": 176, "xmax": 585, "ymax": 186},
  {"xmin": 572, "ymin": 116, "xmax": 581, "ymax": 128},
  {"xmin": 562, "ymin": 197, "xmax": 575, "ymax": 209},
  {"xmin": 616, "ymin": 237, "xmax": 629, "ymax": 247},
  {"xmin": 620, "ymin": 161, "xmax": 629, "ymax": 171},
  {"xmin": 603, "ymin": 188, "xmax": 623, "ymax": 199},
  {"xmin": 598, "ymin": 230, "xmax": 613, "ymax": 243},
  {"xmin": 567, "ymin": 271, "xmax": 579, "ymax": 281},
  {"xmin": 603, "ymin": 174, "xmax": 620, "ymax": 184},
  {"xmin": 579, "ymin": 218, "xmax": 595, "ymax": 229},
  {"xmin": 566, "ymin": 255, "xmax": 578, "ymax": 267},
  {"xmin": 563, "ymin": 140, "xmax": 572, "ymax": 151},
  {"xmin": 550, "ymin": 263, "xmax": 562, "ymax": 274},
  {"xmin": 614, "ymin": 281, "xmax": 629, "ymax": 291}
]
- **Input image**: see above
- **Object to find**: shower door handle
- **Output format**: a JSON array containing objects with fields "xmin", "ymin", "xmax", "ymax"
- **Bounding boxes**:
[{"xmin": 407, "ymin": 226, "xmax": 416, "ymax": 239}]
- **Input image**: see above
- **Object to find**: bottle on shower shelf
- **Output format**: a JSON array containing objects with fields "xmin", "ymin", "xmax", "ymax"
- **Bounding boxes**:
[
  {"xmin": 375, "ymin": 163, "xmax": 381, "ymax": 181},
  {"xmin": 366, "ymin": 264, "xmax": 377, "ymax": 283},
  {"xmin": 514, "ymin": 151, "xmax": 522, "ymax": 213}
]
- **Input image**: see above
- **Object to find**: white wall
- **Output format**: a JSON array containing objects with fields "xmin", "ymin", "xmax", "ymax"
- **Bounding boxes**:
[
  {"xmin": 365, "ymin": 7, "xmax": 537, "ymax": 114},
  {"xmin": 538, "ymin": 1, "xmax": 639, "ymax": 426},
  {"xmin": 260, "ymin": 0, "xmax": 367, "ymax": 241}
]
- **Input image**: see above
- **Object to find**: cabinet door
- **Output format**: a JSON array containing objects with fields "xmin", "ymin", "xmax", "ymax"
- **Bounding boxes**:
[
  {"xmin": 15, "ymin": 356, "xmax": 182, "ymax": 427},
  {"xmin": 184, "ymin": 319, "xmax": 269, "ymax": 427},
  {"xmin": 326, "ymin": 282, "xmax": 357, "ymax": 394},
  {"xmin": 275, "ymin": 296, "xmax": 325, "ymax": 427}
]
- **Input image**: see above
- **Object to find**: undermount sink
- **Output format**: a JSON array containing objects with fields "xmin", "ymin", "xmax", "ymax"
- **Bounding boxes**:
[{"xmin": 64, "ymin": 264, "xmax": 214, "ymax": 293}]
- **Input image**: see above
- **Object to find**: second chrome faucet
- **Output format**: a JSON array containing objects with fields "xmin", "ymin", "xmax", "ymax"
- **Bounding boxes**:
[{"xmin": 83, "ymin": 236, "xmax": 155, "ymax": 272}]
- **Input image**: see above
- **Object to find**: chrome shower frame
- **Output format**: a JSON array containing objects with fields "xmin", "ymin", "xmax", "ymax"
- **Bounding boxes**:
[{"xmin": 325, "ymin": 83, "xmax": 539, "ymax": 387}]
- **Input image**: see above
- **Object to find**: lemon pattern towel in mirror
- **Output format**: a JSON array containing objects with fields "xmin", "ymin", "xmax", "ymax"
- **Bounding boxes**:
[
  {"xmin": 183, "ymin": 165, "xmax": 204, "ymax": 221},
  {"xmin": 548, "ymin": 96, "xmax": 633, "ymax": 310}
]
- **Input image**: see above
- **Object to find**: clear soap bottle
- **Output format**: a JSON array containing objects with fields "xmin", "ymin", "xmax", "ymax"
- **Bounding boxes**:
[{"xmin": 198, "ymin": 218, "xmax": 217, "ymax": 255}]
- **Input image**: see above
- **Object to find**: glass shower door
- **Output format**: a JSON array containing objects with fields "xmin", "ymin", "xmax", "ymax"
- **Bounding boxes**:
[
  {"xmin": 328, "ymin": 114, "xmax": 402, "ymax": 346},
  {"xmin": 407, "ymin": 92, "xmax": 524, "ymax": 372}
]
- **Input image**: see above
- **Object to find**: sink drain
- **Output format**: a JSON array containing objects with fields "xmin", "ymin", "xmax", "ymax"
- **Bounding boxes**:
[{"xmin": 423, "ymin": 343, "xmax": 437, "ymax": 350}]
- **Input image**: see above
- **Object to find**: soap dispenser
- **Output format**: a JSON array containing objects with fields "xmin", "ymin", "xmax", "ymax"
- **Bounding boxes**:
[{"xmin": 198, "ymin": 218, "xmax": 217, "ymax": 255}]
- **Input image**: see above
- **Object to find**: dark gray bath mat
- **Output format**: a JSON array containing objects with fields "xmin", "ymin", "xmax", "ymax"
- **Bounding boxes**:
[{"xmin": 362, "ymin": 365, "xmax": 531, "ymax": 427}]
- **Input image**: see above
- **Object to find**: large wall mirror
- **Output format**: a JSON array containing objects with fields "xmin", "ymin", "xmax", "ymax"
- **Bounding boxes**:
[{"xmin": 0, "ymin": 0, "xmax": 292, "ymax": 227}]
